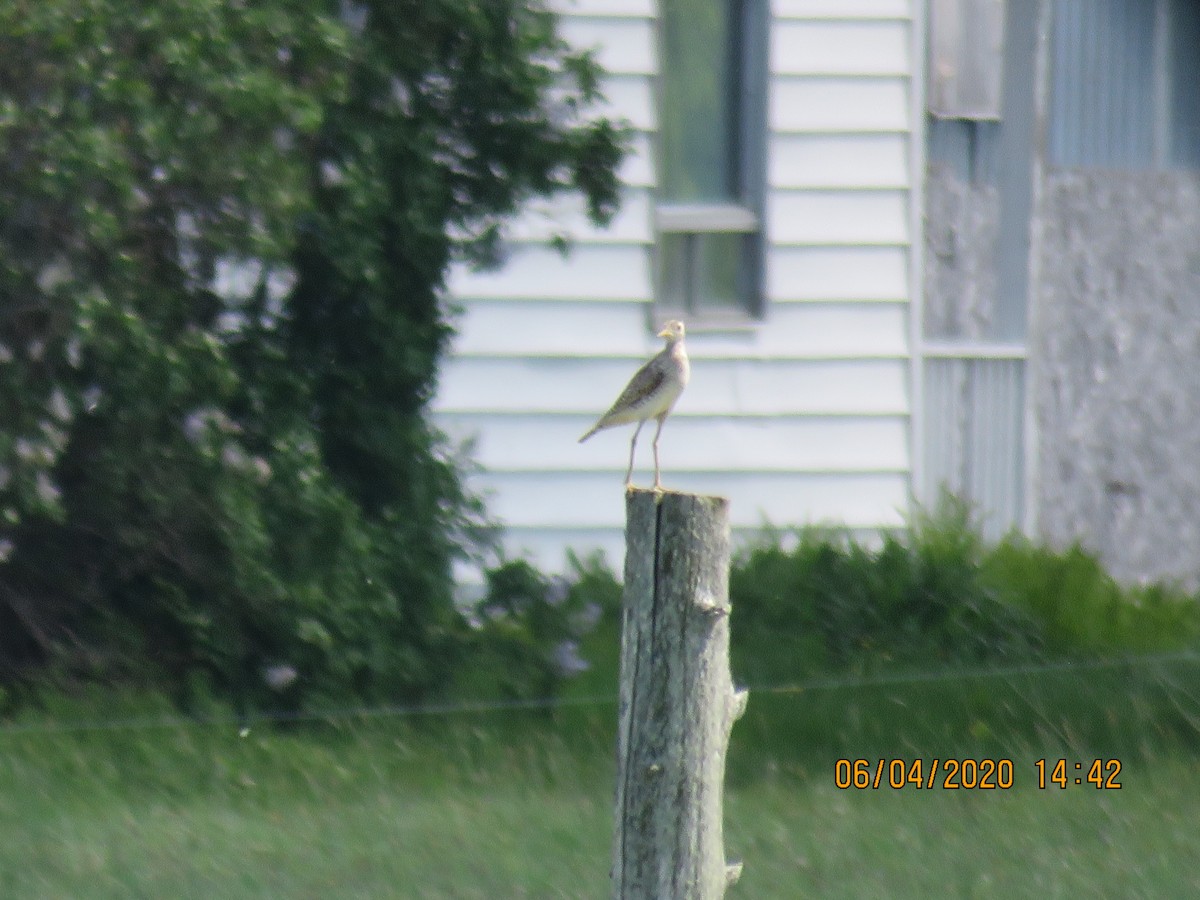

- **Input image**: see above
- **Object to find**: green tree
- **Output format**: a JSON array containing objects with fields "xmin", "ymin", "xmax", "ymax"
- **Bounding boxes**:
[{"xmin": 0, "ymin": 0, "xmax": 624, "ymax": 709}]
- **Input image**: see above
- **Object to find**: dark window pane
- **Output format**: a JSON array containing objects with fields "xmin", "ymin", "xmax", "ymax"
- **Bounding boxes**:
[
  {"xmin": 658, "ymin": 233, "xmax": 691, "ymax": 311},
  {"xmin": 659, "ymin": 0, "xmax": 741, "ymax": 201},
  {"xmin": 658, "ymin": 232, "xmax": 754, "ymax": 314},
  {"xmin": 691, "ymin": 233, "xmax": 749, "ymax": 313},
  {"xmin": 656, "ymin": 1, "xmax": 760, "ymax": 316}
]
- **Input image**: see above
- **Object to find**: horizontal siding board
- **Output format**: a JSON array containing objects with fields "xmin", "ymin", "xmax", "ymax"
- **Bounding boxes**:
[
  {"xmin": 439, "ymin": 413, "xmax": 910, "ymax": 472},
  {"xmin": 506, "ymin": 189, "xmax": 651, "ymax": 245},
  {"xmin": 769, "ymin": 133, "xmax": 908, "ymax": 188},
  {"xmin": 475, "ymin": 471, "xmax": 910, "ymax": 529},
  {"xmin": 619, "ymin": 132, "xmax": 655, "ymax": 187},
  {"xmin": 771, "ymin": 20, "xmax": 910, "ymax": 75},
  {"xmin": 559, "ymin": 17, "xmax": 655, "ymax": 75},
  {"xmin": 449, "ymin": 299, "xmax": 908, "ymax": 358},
  {"xmin": 771, "ymin": 78, "xmax": 910, "ymax": 132},
  {"xmin": 551, "ymin": 0, "xmax": 654, "ymax": 17},
  {"xmin": 768, "ymin": 190, "xmax": 910, "ymax": 245},
  {"xmin": 435, "ymin": 357, "xmax": 910, "ymax": 416},
  {"xmin": 487, "ymin": 529, "xmax": 632, "ymax": 576},
  {"xmin": 447, "ymin": 245, "xmax": 651, "ymax": 301},
  {"xmin": 773, "ymin": 0, "xmax": 911, "ymax": 18},
  {"xmin": 767, "ymin": 246, "xmax": 909, "ymax": 301},
  {"xmin": 591, "ymin": 75, "xmax": 655, "ymax": 131}
]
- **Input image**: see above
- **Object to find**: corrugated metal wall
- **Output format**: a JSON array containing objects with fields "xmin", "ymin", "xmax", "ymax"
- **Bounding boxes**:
[
  {"xmin": 1049, "ymin": 0, "xmax": 1157, "ymax": 167},
  {"xmin": 1050, "ymin": 0, "xmax": 1200, "ymax": 169},
  {"xmin": 922, "ymin": 356, "xmax": 1024, "ymax": 538}
]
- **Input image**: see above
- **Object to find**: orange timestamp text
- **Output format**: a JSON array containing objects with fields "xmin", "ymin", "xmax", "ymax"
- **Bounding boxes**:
[
  {"xmin": 1035, "ymin": 758, "xmax": 1122, "ymax": 789},
  {"xmin": 834, "ymin": 757, "xmax": 1015, "ymax": 790}
]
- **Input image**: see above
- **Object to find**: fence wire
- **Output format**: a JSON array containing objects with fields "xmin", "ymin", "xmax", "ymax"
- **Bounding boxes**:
[{"xmin": 3, "ymin": 649, "xmax": 1198, "ymax": 737}]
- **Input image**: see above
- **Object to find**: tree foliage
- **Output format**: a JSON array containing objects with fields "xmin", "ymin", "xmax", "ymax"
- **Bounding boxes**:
[{"xmin": 0, "ymin": 0, "xmax": 625, "ymax": 708}]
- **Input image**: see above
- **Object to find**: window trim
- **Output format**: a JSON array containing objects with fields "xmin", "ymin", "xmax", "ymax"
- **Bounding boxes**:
[{"xmin": 655, "ymin": 203, "xmax": 758, "ymax": 234}]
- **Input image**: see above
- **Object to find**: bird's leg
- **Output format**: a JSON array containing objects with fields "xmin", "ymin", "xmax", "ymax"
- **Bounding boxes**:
[
  {"xmin": 625, "ymin": 420, "xmax": 645, "ymax": 489},
  {"xmin": 651, "ymin": 414, "xmax": 668, "ymax": 491}
]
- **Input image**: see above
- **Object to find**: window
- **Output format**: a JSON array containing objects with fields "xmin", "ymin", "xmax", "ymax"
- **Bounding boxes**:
[
  {"xmin": 928, "ymin": 0, "xmax": 1006, "ymax": 121},
  {"xmin": 1049, "ymin": 0, "xmax": 1200, "ymax": 169},
  {"xmin": 655, "ymin": 0, "xmax": 766, "ymax": 320}
]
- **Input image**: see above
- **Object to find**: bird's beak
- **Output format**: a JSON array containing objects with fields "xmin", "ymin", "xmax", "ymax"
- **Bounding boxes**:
[{"xmin": 658, "ymin": 327, "xmax": 672, "ymax": 339}]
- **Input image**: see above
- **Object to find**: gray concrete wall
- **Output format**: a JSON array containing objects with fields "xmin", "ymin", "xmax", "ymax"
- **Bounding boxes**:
[
  {"xmin": 923, "ymin": 166, "xmax": 1001, "ymax": 341},
  {"xmin": 1033, "ymin": 169, "xmax": 1200, "ymax": 586}
]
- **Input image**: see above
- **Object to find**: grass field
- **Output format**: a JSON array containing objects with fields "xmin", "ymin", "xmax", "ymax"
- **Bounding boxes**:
[{"xmin": 4, "ymin": 659, "xmax": 1200, "ymax": 898}]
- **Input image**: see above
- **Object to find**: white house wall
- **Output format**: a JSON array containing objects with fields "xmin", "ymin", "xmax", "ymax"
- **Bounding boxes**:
[{"xmin": 434, "ymin": 0, "xmax": 917, "ymax": 574}]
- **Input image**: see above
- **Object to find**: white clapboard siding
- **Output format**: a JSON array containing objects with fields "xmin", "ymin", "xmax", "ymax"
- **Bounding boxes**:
[
  {"xmin": 771, "ymin": 78, "xmax": 910, "ymax": 132},
  {"xmin": 436, "ymin": 0, "xmax": 919, "ymax": 574},
  {"xmin": 449, "ymin": 299, "xmax": 907, "ymax": 359},
  {"xmin": 475, "ymin": 472, "xmax": 909, "ymax": 530},
  {"xmin": 771, "ymin": 20, "xmax": 910, "ymax": 75},
  {"xmin": 441, "ymin": 414, "xmax": 909, "ymax": 473},
  {"xmin": 767, "ymin": 246, "xmax": 909, "ymax": 301},
  {"xmin": 558, "ymin": 18, "xmax": 656, "ymax": 75},
  {"xmin": 493, "ymin": 528, "xmax": 631, "ymax": 576},
  {"xmin": 551, "ymin": 0, "xmax": 654, "ymax": 17},
  {"xmin": 590, "ymin": 74, "xmax": 655, "ymax": 131},
  {"xmin": 447, "ymin": 245, "xmax": 650, "ymax": 301},
  {"xmin": 769, "ymin": 191, "xmax": 909, "ymax": 245},
  {"xmin": 435, "ymin": 357, "xmax": 909, "ymax": 416},
  {"xmin": 505, "ymin": 189, "xmax": 651, "ymax": 245},
  {"xmin": 773, "ymin": 0, "xmax": 911, "ymax": 18},
  {"xmin": 619, "ymin": 132, "xmax": 655, "ymax": 187},
  {"xmin": 770, "ymin": 133, "xmax": 908, "ymax": 188}
]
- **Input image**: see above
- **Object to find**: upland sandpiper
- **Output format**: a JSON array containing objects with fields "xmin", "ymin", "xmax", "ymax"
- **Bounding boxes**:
[{"xmin": 578, "ymin": 320, "xmax": 690, "ymax": 490}]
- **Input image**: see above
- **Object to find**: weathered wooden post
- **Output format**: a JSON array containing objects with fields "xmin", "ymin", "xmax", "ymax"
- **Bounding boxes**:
[{"xmin": 612, "ymin": 489, "xmax": 747, "ymax": 899}]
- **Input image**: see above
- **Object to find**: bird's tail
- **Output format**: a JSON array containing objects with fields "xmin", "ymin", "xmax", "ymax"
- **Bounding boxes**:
[{"xmin": 578, "ymin": 422, "xmax": 609, "ymax": 446}]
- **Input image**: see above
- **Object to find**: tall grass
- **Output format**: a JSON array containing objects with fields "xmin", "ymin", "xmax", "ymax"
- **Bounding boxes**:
[
  {"xmin": 4, "ymin": 687, "xmax": 1200, "ymax": 898},
  {"xmin": 6, "ymin": 498, "xmax": 1200, "ymax": 896}
]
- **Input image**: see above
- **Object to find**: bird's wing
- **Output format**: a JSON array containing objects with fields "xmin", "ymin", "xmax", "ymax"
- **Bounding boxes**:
[{"xmin": 605, "ymin": 358, "xmax": 667, "ymax": 417}]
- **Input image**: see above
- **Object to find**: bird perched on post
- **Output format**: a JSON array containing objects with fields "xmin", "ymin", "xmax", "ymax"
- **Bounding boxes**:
[{"xmin": 579, "ymin": 320, "xmax": 690, "ymax": 491}]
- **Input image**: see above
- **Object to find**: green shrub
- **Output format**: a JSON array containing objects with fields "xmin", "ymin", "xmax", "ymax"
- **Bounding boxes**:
[
  {"xmin": 982, "ymin": 537, "xmax": 1200, "ymax": 654},
  {"xmin": 729, "ymin": 506, "xmax": 1044, "ymax": 687},
  {"xmin": 453, "ymin": 553, "xmax": 622, "ymax": 704},
  {"xmin": 728, "ymin": 496, "xmax": 1200, "ymax": 688},
  {"xmin": 454, "ymin": 495, "xmax": 1200, "ymax": 711},
  {"xmin": 0, "ymin": 0, "xmax": 625, "ymax": 716}
]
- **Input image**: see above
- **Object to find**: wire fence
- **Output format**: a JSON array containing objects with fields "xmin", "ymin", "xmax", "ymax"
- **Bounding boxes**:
[{"xmin": 3, "ymin": 649, "xmax": 1199, "ymax": 737}]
